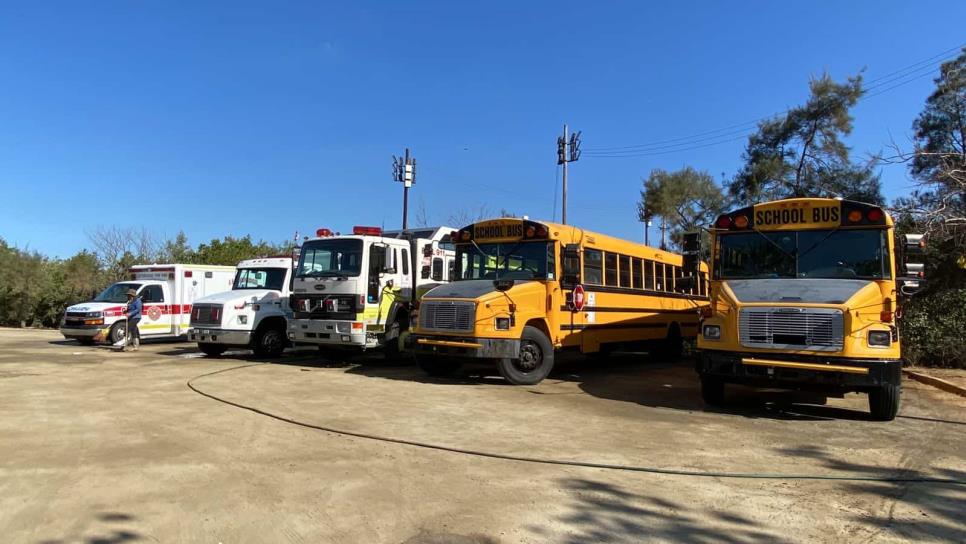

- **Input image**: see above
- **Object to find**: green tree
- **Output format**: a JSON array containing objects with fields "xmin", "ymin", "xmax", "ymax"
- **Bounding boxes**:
[
  {"xmin": 193, "ymin": 235, "xmax": 286, "ymax": 266},
  {"xmin": 638, "ymin": 167, "xmax": 726, "ymax": 250},
  {"xmin": 160, "ymin": 231, "xmax": 196, "ymax": 263},
  {"xmin": 730, "ymin": 72, "xmax": 883, "ymax": 205}
]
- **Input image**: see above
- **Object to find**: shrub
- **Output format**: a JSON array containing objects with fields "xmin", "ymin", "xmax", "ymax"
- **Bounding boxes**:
[{"xmin": 901, "ymin": 287, "xmax": 966, "ymax": 368}]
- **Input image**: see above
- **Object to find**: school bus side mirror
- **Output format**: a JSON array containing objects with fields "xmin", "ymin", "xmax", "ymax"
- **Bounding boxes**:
[
  {"xmin": 561, "ymin": 244, "xmax": 581, "ymax": 289},
  {"xmin": 898, "ymin": 234, "xmax": 926, "ymax": 296}
]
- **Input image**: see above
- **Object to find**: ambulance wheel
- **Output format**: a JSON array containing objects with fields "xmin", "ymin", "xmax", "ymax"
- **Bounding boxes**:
[
  {"xmin": 497, "ymin": 326, "xmax": 554, "ymax": 385},
  {"xmin": 416, "ymin": 354, "xmax": 461, "ymax": 377},
  {"xmin": 198, "ymin": 343, "xmax": 227, "ymax": 357},
  {"xmin": 253, "ymin": 327, "xmax": 285, "ymax": 358},
  {"xmin": 869, "ymin": 384, "xmax": 900, "ymax": 421},
  {"xmin": 700, "ymin": 375, "xmax": 725, "ymax": 407},
  {"xmin": 108, "ymin": 322, "xmax": 127, "ymax": 344}
]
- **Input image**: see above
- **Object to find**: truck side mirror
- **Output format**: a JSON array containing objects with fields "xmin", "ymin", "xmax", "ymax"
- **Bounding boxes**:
[{"xmin": 561, "ymin": 244, "xmax": 581, "ymax": 289}]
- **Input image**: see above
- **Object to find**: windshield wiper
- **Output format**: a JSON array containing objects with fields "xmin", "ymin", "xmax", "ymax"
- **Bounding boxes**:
[{"xmin": 751, "ymin": 229, "xmax": 797, "ymax": 261}]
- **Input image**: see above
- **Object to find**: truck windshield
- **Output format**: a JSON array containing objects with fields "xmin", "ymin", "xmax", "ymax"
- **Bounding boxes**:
[
  {"xmin": 94, "ymin": 283, "xmax": 143, "ymax": 303},
  {"xmin": 234, "ymin": 268, "xmax": 286, "ymax": 290},
  {"xmin": 717, "ymin": 229, "xmax": 891, "ymax": 280},
  {"xmin": 296, "ymin": 239, "xmax": 363, "ymax": 278},
  {"xmin": 457, "ymin": 241, "xmax": 553, "ymax": 280}
]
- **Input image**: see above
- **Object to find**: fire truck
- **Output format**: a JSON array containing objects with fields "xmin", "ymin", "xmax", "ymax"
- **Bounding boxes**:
[
  {"xmin": 60, "ymin": 264, "xmax": 236, "ymax": 345},
  {"xmin": 287, "ymin": 226, "xmax": 456, "ymax": 358}
]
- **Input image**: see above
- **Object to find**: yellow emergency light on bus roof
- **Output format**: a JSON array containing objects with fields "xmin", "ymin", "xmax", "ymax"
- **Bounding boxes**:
[{"xmin": 712, "ymin": 199, "xmax": 888, "ymax": 231}]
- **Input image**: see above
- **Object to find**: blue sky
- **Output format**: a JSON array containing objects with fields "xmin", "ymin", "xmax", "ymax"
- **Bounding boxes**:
[{"xmin": 1, "ymin": 1, "xmax": 964, "ymax": 257}]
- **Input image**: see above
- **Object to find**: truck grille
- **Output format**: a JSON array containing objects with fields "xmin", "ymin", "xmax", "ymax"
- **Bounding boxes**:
[
  {"xmin": 739, "ymin": 307, "xmax": 844, "ymax": 352},
  {"xmin": 191, "ymin": 303, "xmax": 223, "ymax": 326},
  {"xmin": 419, "ymin": 300, "xmax": 475, "ymax": 332}
]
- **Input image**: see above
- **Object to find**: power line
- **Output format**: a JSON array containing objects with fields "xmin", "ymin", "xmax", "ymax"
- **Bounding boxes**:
[{"xmin": 583, "ymin": 43, "xmax": 965, "ymax": 155}]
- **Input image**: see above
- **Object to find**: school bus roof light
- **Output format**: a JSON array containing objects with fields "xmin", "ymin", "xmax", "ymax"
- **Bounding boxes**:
[
  {"xmin": 847, "ymin": 210, "xmax": 863, "ymax": 223},
  {"xmin": 867, "ymin": 208, "xmax": 884, "ymax": 222},
  {"xmin": 460, "ymin": 230, "xmax": 471, "ymax": 241},
  {"xmin": 715, "ymin": 215, "xmax": 732, "ymax": 229},
  {"xmin": 733, "ymin": 215, "xmax": 749, "ymax": 229},
  {"xmin": 526, "ymin": 226, "xmax": 536, "ymax": 237},
  {"xmin": 537, "ymin": 225, "xmax": 548, "ymax": 237}
]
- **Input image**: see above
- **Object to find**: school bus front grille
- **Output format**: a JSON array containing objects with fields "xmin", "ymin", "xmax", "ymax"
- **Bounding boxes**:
[
  {"xmin": 419, "ymin": 301, "xmax": 475, "ymax": 332},
  {"xmin": 739, "ymin": 307, "xmax": 844, "ymax": 352}
]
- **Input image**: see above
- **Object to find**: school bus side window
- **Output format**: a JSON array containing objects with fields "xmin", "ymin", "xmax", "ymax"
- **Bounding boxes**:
[
  {"xmin": 632, "ymin": 257, "xmax": 642, "ymax": 289},
  {"xmin": 644, "ymin": 260, "xmax": 654, "ymax": 290},
  {"xmin": 655, "ymin": 263, "xmax": 665, "ymax": 291},
  {"xmin": 604, "ymin": 252, "xmax": 617, "ymax": 286},
  {"xmin": 619, "ymin": 255, "xmax": 631, "ymax": 288},
  {"xmin": 583, "ymin": 249, "xmax": 603, "ymax": 285}
]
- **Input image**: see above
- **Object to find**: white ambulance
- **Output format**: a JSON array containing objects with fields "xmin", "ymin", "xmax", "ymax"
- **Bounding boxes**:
[
  {"xmin": 60, "ymin": 264, "xmax": 236, "ymax": 345},
  {"xmin": 288, "ymin": 226, "xmax": 456, "ymax": 359},
  {"xmin": 188, "ymin": 256, "xmax": 294, "ymax": 357}
]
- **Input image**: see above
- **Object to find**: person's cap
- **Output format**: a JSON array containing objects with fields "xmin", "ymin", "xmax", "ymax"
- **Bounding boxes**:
[{"xmin": 126, "ymin": 289, "xmax": 137, "ymax": 297}]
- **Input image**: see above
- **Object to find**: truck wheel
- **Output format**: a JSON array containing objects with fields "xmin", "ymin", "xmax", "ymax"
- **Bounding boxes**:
[
  {"xmin": 700, "ymin": 375, "xmax": 725, "ymax": 406},
  {"xmin": 253, "ymin": 327, "xmax": 286, "ymax": 357},
  {"xmin": 416, "ymin": 353, "xmax": 461, "ymax": 377},
  {"xmin": 497, "ymin": 325, "xmax": 554, "ymax": 385},
  {"xmin": 869, "ymin": 384, "xmax": 900, "ymax": 421},
  {"xmin": 383, "ymin": 321, "xmax": 412, "ymax": 363},
  {"xmin": 108, "ymin": 322, "xmax": 127, "ymax": 344},
  {"xmin": 198, "ymin": 343, "xmax": 227, "ymax": 357},
  {"xmin": 655, "ymin": 324, "xmax": 683, "ymax": 361}
]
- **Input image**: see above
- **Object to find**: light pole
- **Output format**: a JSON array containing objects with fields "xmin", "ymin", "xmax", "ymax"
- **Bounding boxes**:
[{"xmin": 392, "ymin": 149, "xmax": 416, "ymax": 229}]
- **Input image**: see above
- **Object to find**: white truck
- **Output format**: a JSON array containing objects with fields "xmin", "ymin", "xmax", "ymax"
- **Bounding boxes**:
[
  {"xmin": 288, "ymin": 225, "xmax": 456, "ymax": 358},
  {"xmin": 188, "ymin": 256, "xmax": 294, "ymax": 357},
  {"xmin": 60, "ymin": 264, "xmax": 236, "ymax": 345}
]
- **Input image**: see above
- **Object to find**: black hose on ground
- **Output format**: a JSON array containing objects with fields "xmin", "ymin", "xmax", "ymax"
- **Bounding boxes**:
[{"xmin": 187, "ymin": 364, "xmax": 966, "ymax": 485}]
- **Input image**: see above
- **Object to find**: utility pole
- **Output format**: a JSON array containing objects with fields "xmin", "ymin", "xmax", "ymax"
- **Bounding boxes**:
[
  {"xmin": 392, "ymin": 149, "xmax": 416, "ymax": 230},
  {"xmin": 556, "ymin": 124, "xmax": 581, "ymax": 225},
  {"xmin": 659, "ymin": 219, "xmax": 668, "ymax": 251}
]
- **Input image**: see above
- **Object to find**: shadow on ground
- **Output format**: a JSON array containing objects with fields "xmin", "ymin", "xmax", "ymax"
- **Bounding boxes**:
[
  {"xmin": 529, "ymin": 477, "xmax": 781, "ymax": 543},
  {"xmin": 779, "ymin": 445, "xmax": 966, "ymax": 542},
  {"xmin": 38, "ymin": 511, "xmax": 142, "ymax": 544}
]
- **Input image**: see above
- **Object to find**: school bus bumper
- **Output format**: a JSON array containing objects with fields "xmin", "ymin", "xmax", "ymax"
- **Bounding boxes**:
[
  {"xmin": 414, "ymin": 336, "xmax": 520, "ymax": 359},
  {"xmin": 697, "ymin": 350, "xmax": 902, "ymax": 390}
]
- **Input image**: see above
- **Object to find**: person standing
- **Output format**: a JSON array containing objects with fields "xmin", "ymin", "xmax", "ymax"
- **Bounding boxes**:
[{"xmin": 124, "ymin": 289, "xmax": 142, "ymax": 351}]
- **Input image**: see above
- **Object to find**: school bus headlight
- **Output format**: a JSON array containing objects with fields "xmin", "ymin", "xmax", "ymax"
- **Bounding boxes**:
[
  {"xmin": 868, "ymin": 330, "xmax": 891, "ymax": 347},
  {"xmin": 702, "ymin": 325, "xmax": 721, "ymax": 340},
  {"xmin": 495, "ymin": 317, "xmax": 511, "ymax": 330}
]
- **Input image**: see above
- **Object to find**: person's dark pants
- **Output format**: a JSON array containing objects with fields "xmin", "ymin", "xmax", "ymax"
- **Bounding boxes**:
[{"xmin": 128, "ymin": 317, "xmax": 141, "ymax": 344}]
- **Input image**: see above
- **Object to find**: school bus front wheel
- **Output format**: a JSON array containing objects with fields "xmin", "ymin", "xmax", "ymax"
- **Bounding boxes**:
[{"xmin": 496, "ymin": 325, "xmax": 556, "ymax": 385}]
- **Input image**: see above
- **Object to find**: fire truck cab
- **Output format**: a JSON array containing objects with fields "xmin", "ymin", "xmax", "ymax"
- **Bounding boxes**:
[{"xmin": 288, "ymin": 225, "xmax": 456, "ymax": 358}]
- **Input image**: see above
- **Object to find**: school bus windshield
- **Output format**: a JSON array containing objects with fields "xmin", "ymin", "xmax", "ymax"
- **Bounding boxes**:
[
  {"xmin": 457, "ymin": 241, "xmax": 554, "ymax": 280},
  {"xmin": 717, "ymin": 229, "xmax": 891, "ymax": 280}
]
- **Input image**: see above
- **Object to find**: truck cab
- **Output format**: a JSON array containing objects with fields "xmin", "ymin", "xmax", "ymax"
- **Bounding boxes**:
[
  {"xmin": 189, "ymin": 257, "xmax": 293, "ymax": 357},
  {"xmin": 288, "ymin": 225, "xmax": 455, "ymax": 358}
]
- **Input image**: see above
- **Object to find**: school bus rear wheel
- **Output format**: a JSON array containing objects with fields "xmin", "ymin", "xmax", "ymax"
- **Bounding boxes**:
[{"xmin": 498, "ymin": 326, "xmax": 555, "ymax": 385}]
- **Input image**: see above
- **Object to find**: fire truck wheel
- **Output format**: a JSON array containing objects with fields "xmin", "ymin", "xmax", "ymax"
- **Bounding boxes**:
[
  {"xmin": 869, "ymin": 384, "xmax": 900, "ymax": 421},
  {"xmin": 253, "ymin": 327, "xmax": 286, "ymax": 358},
  {"xmin": 416, "ymin": 354, "xmax": 461, "ymax": 377},
  {"xmin": 198, "ymin": 343, "xmax": 227, "ymax": 357},
  {"xmin": 383, "ymin": 321, "xmax": 406, "ymax": 363},
  {"xmin": 108, "ymin": 322, "xmax": 127, "ymax": 344},
  {"xmin": 700, "ymin": 375, "xmax": 725, "ymax": 406},
  {"xmin": 498, "ymin": 326, "xmax": 555, "ymax": 385}
]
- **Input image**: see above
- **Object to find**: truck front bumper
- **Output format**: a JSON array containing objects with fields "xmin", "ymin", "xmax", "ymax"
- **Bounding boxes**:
[
  {"xmin": 189, "ymin": 328, "xmax": 252, "ymax": 346},
  {"xmin": 288, "ymin": 319, "xmax": 373, "ymax": 348},
  {"xmin": 697, "ymin": 350, "xmax": 902, "ymax": 390},
  {"xmin": 413, "ymin": 335, "xmax": 520, "ymax": 359},
  {"xmin": 60, "ymin": 326, "xmax": 103, "ymax": 339}
]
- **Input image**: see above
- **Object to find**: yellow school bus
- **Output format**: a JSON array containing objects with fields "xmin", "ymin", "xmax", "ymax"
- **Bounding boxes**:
[
  {"xmin": 697, "ymin": 198, "xmax": 924, "ymax": 420},
  {"xmin": 411, "ymin": 217, "xmax": 709, "ymax": 385}
]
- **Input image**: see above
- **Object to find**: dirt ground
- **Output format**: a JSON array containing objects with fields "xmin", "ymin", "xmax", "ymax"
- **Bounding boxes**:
[{"xmin": 1, "ymin": 329, "xmax": 964, "ymax": 544}]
